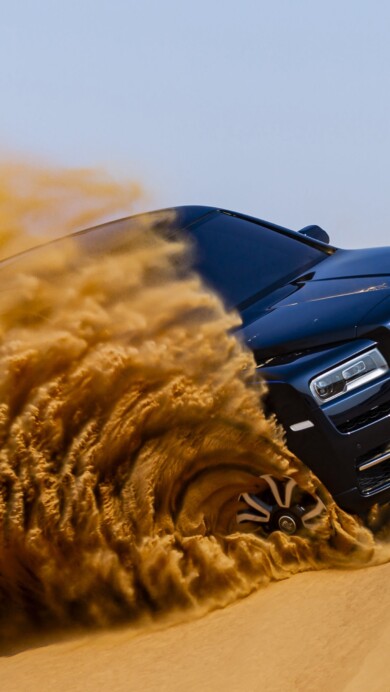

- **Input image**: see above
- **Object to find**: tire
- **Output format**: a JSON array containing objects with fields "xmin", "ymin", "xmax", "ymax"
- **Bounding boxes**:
[{"xmin": 236, "ymin": 474, "xmax": 327, "ymax": 535}]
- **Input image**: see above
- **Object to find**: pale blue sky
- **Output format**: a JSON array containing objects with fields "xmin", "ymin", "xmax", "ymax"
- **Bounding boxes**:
[{"xmin": 1, "ymin": 1, "xmax": 390, "ymax": 247}]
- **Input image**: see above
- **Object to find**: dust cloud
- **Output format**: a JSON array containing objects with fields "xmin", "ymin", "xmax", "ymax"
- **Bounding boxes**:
[{"xmin": 0, "ymin": 162, "xmax": 387, "ymax": 643}]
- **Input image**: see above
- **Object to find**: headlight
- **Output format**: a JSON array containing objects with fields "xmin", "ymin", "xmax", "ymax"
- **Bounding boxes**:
[{"xmin": 310, "ymin": 348, "xmax": 388, "ymax": 404}]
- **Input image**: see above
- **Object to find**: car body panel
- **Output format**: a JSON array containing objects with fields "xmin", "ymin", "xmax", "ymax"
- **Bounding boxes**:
[{"xmin": 241, "ymin": 279, "xmax": 390, "ymax": 359}]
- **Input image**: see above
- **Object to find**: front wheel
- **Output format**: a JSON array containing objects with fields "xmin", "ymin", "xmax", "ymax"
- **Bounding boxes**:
[{"xmin": 236, "ymin": 474, "xmax": 327, "ymax": 535}]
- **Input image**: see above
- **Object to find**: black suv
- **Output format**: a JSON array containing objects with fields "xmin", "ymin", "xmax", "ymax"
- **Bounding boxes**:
[{"xmin": 169, "ymin": 206, "xmax": 390, "ymax": 528}]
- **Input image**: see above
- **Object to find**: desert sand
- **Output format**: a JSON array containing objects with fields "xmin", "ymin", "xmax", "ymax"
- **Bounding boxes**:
[
  {"xmin": 2, "ymin": 561, "xmax": 390, "ymax": 692},
  {"xmin": 1, "ymin": 164, "xmax": 389, "ymax": 691}
]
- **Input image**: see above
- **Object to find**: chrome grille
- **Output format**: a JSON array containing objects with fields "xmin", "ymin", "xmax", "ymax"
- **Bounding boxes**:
[{"xmin": 357, "ymin": 446, "xmax": 390, "ymax": 495}]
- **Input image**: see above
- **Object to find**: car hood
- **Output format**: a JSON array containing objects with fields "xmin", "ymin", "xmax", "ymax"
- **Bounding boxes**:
[
  {"xmin": 239, "ymin": 247, "xmax": 390, "ymax": 358},
  {"xmin": 306, "ymin": 246, "xmax": 390, "ymax": 280}
]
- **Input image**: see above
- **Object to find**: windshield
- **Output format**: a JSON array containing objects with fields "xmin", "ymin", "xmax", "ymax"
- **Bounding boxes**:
[
  {"xmin": 0, "ymin": 208, "xmax": 329, "ymax": 314},
  {"xmin": 186, "ymin": 211, "xmax": 329, "ymax": 309}
]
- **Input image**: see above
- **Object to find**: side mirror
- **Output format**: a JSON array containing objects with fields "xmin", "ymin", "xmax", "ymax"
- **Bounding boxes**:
[{"xmin": 299, "ymin": 225, "xmax": 330, "ymax": 244}]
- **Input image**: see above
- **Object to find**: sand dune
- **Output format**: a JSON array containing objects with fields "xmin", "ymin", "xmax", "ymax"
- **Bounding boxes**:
[{"xmin": 2, "ymin": 562, "xmax": 390, "ymax": 692}]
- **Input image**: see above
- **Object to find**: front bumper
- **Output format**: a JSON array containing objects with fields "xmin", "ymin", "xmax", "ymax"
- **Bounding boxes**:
[{"xmin": 260, "ymin": 339, "xmax": 390, "ymax": 515}]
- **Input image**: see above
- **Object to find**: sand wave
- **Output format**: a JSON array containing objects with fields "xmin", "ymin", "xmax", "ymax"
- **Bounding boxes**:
[{"xmin": 0, "ymin": 163, "xmax": 388, "ymax": 643}]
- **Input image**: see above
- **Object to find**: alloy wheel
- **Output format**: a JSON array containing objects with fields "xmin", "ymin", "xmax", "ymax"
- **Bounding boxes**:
[{"xmin": 236, "ymin": 474, "xmax": 327, "ymax": 535}]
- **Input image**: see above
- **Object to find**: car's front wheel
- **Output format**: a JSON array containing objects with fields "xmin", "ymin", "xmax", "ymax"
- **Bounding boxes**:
[{"xmin": 236, "ymin": 474, "xmax": 327, "ymax": 535}]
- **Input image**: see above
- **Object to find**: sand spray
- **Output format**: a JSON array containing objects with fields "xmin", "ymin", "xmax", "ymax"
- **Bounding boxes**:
[{"xmin": 0, "ymin": 162, "xmax": 388, "ymax": 640}]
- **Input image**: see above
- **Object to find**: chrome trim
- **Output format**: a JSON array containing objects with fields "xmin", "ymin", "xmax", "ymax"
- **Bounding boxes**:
[
  {"xmin": 358, "ymin": 449, "xmax": 390, "ymax": 472},
  {"xmin": 360, "ymin": 479, "xmax": 390, "ymax": 498}
]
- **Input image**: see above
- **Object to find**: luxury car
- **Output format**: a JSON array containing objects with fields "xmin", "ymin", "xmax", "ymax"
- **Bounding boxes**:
[
  {"xmin": 170, "ymin": 207, "xmax": 390, "ymax": 533},
  {"xmin": 159, "ymin": 206, "xmax": 390, "ymax": 532},
  {"xmin": 5, "ymin": 205, "xmax": 390, "ymax": 534}
]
